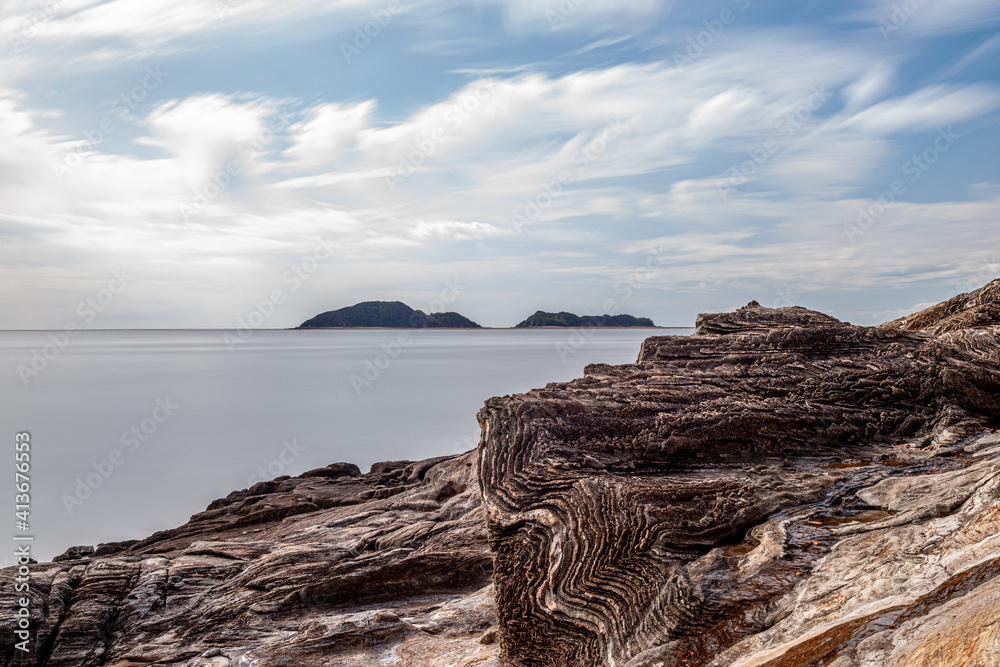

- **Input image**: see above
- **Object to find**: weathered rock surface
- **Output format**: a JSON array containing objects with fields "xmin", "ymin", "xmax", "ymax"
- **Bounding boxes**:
[
  {"xmin": 886, "ymin": 278, "xmax": 1000, "ymax": 334},
  {"xmin": 0, "ymin": 454, "xmax": 497, "ymax": 666},
  {"xmin": 479, "ymin": 280, "xmax": 1000, "ymax": 666},
  {"xmin": 5, "ymin": 279, "xmax": 1000, "ymax": 667}
]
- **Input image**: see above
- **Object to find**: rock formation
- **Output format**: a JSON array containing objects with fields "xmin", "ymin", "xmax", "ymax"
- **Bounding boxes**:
[
  {"xmin": 479, "ymin": 282, "xmax": 1000, "ymax": 665},
  {"xmin": 4, "ymin": 279, "xmax": 1000, "ymax": 666},
  {"xmin": 0, "ymin": 455, "xmax": 498, "ymax": 666},
  {"xmin": 886, "ymin": 278, "xmax": 1000, "ymax": 334}
]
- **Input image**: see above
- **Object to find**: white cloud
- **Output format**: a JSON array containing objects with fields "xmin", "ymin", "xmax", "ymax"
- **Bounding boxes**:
[
  {"xmin": 477, "ymin": 0, "xmax": 662, "ymax": 32},
  {"xmin": 138, "ymin": 94, "xmax": 273, "ymax": 181},
  {"xmin": 283, "ymin": 101, "xmax": 374, "ymax": 170},
  {"xmin": 761, "ymin": 131, "xmax": 892, "ymax": 200},
  {"xmin": 864, "ymin": 0, "xmax": 1000, "ymax": 37},
  {"xmin": 8, "ymin": 0, "xmax": 387, "ymax": 41},
  {"xmin": 612, "ymin": 195, "xmax": 1000, "ymax": 296},
  {"xmin": 408, "ymin": 220, "xmax": 504, "ymax": 241},
  {"xmin": 0, "ymin": 93, "xmax": 59, "ymax": 194},
  {"xmin": 684, "ymin": 89, "xmax": 768, "ymax": 143},
  {"xmin": 943, "ymin": 34, "xmax": 1000, "ymax": 78},
  {"xmin": 842, "ymin": 84, "xmax": 1000, "ymax": 134},
  {"xmin": 841, "ymin": 62, "xmax": 894, "ymax": 111}
]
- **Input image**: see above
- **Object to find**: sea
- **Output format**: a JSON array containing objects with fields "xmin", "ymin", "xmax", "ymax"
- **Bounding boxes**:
[{"xmin": 0, "ymin": 328, "xmax": 687, "ymax": 562}]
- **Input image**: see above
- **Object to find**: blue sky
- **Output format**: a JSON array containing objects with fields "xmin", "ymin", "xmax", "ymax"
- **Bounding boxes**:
[{"xmin": 2, "ymin": 0, "xmax": 999, "ymax": 328}]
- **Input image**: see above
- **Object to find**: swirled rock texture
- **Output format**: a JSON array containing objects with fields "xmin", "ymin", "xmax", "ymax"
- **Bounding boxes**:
[
  {"xmin": 479, "ymin": 280, "xmax": 1000, "ymax": 666},
  {"xmin": 0, "ymin": 453, "xmax": 498, "ymax": 667},
  {"xmin": 708, "ymin": 432, "xmax": 1000, "ymax": 667}
]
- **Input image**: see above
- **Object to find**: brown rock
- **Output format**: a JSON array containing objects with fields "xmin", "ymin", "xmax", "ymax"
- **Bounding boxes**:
[
  {"xmin": 0, "ymin": 453, "xmax": 495, "ymax": 666},
  {"xmin": 479, "ymin": 279, "xmax": 1000, "ymax": 666}
]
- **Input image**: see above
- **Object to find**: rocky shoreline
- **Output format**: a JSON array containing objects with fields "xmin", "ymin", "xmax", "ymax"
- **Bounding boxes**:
[{"xmin": 4, "ymin": 280, "xmax": 1000, "ymax": 666}]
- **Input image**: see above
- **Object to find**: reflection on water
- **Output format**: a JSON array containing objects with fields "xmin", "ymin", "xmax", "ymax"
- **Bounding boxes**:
[{"xmin": 0, "ymin": 328, "xmax": 684, "ymax": 561}]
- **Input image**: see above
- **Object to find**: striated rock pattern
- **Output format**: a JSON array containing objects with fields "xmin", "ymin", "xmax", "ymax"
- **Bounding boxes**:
[
  {"xmin": 709, "ymin": 431, "xmax": 1000, "ymax": 667},
  {"xmin": 478, "ymin": 280, "xmax": 1000, "ymax": 666},
  {"xmin": 885, "ymin": 278, "xmax": 1000, "ymax": 334},
  {"xmin": 0, "ymin": 453, "xmax": 498, "ymax": 667}
]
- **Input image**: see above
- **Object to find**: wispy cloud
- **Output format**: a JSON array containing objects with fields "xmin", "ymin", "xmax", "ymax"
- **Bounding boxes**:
[
  {"xmin": 841, "ymin": 84, "xmax": 1000, "ymax": 134},
  {"xmin": 1, "ymin": 0, "xmax": 999, "ymax": 328}
]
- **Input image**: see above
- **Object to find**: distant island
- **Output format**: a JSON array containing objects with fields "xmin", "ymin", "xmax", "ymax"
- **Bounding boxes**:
[
  {"xmin": 515, "ymin": 311, "xmax": 655, "ymax": 328},
  {"xmin": 298, "ymin": 301, "xmax": 481, "ymax": 329},
  {"xmin": 297, "ymin": 302, "xmax": 657, "ymax": 329}
]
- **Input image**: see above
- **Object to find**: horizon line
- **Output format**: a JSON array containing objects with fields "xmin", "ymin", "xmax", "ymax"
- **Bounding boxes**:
[{"xmin": 0, "ymin": 326, "xmax": 696, "ymax": 332}]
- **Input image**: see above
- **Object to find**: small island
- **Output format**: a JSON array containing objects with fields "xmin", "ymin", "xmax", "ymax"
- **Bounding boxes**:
[
  {"xmin": 515, "ymin": 310, "xmax": 655, "ymax": 328},
  {"xmin": 298, "ymin": 301, "xmax": 481, "ymax": 329}
]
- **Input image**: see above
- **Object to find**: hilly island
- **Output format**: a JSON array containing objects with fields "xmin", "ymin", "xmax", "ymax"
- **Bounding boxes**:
[
  {"xmin": 515, "ymin": 310, "xmax": 655, "ymax": 328},
  {"xmin": 298, "ymin": 301, "xmax": 481, "ymax": 329},
  {"xmin": 298, "ymin": 301, "xmax": 656, "ymax": 328}
]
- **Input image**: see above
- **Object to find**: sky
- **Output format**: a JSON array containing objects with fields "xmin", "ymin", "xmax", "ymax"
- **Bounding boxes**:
[{"xmin": 1, "ymin": 0, "xmax": 999, "ymax": 329}]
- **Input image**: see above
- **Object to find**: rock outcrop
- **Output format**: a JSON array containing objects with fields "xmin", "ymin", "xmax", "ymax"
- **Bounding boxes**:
[
  {"xmin": 885, "ymin": 278, "xmax": 1000, "ymax": 334},
  {"xmin": 0, "ymin": 454, "xmax": 497, "ymax": 667},
  {"xmin": 5, "ymin": 280, "xmax": 1000, "ymax": 667},
  {"xmin": 479, "ymin": 282, "xmax": 1000, "ymax": 666}
]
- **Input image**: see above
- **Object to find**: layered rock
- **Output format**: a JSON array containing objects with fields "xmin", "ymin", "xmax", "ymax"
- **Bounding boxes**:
[
  {"xmin": 478, "ymin": 281, "xmax": 1000, "ymax": 666},
  {"xmin": 708, "ymin": 432, "xmax": 1000, "ymax": 667},
  {"xmin": 0, "ymin": 453, "xmax": 498, "ymax": 667},
  {"xmin": 885, "ymin": 278, "xmax": 1000, "ymax": 334}
]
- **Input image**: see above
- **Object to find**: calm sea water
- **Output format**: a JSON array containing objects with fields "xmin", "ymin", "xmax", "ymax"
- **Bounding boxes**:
[{"xmin": 0, "ymin": 328, "xmax": 681, "ymax": 562}]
